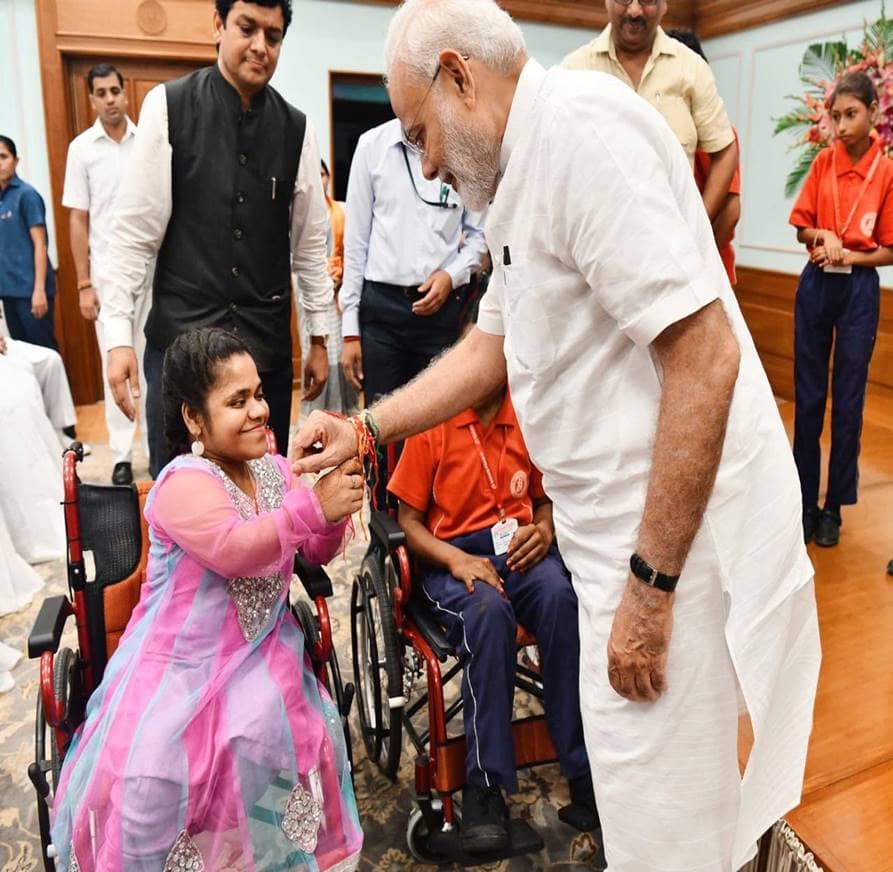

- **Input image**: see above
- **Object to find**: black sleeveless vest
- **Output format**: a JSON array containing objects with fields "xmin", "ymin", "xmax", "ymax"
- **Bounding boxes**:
[{"xmin": 147, "ymin": 65, "xmax": 306, "ymax": 370}]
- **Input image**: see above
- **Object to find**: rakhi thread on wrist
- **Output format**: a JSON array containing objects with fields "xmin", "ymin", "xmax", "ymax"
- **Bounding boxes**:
[{"xmin": 319, "ymin": 409, "xmax": 381, "ymax": 539}]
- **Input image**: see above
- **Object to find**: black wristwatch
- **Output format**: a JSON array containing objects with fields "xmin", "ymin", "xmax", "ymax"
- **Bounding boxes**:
[{"xmin": 629, "ymin": 553, "xmax": 679, "ymax": 593}]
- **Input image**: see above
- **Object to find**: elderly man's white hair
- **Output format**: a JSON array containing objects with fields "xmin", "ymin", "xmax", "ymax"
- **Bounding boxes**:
[{"xmin": 384, "ymin": 0, "xmax": 526, "ymax": 85}]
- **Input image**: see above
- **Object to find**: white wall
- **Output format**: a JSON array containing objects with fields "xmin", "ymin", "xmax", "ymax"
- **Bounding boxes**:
[
  {"xmin": 271, "ymin": 0, "xmax": 593, "ymax": 164},
  {"xmin": 0, "ymin": 0, "xmax": 57, "ymax": 262},
  {"xmin": 703, "ymin": 0, "xmax": 892, "ymax": 281}
]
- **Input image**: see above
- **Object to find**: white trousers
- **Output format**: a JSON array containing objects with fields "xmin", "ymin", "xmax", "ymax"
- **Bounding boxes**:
[
  {"xmin": 5, "ymin": 339, "xmax": 76, "ymax": 430},
  {"xmin": 562, "ymin": 531, "xmax": 819, "ymax": 872},
  {"xmin": 95, "ymin": 276, "xmax": 150, "ymax": 464}
]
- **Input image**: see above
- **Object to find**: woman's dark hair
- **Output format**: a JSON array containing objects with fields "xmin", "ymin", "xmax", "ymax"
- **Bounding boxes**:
[
  {"xmin": 87, "ymin": 63, "xmax": 124, "ymax": 93},
  {"xmin": 162, "ymin": 327, "xmax": 252, "ymax": 457},
  {"xmin": 830, "ymin": 71, "xmax": 878, "ymax": 109},
  {"xmin": 215, "ymin": 0, "xmax": 292, "ymax": 33},
  {"xmin": 0, "ymin": 136, "xmax": 17, "ymax": 158}
]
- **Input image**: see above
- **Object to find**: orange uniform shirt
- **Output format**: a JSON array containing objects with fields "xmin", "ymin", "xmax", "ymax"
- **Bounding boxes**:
[
  {"xmin": 387, "ymin": 391, "xmax": 545, "ymax": 541},
  {"xmin": 694, "ymin": 130, "xmax": 741, "ymax": 286},
  {"xmin": 789, "ymin": 136, "xmax": 893, "ymax": 251}
]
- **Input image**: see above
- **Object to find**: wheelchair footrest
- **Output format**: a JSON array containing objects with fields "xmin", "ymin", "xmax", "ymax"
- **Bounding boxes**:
[
  {"xmin": 429, "ymin": 818, "xmax": 544, "ymax": 866},
  {"xmin": 558, "ymin": 801, "xmax": 600, "ymax": 832}
]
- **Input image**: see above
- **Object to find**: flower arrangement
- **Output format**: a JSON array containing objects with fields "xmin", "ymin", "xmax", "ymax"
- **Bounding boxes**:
[{"xmin": 774, "ymin": 5, "xmax": 893, "ymax": 197}]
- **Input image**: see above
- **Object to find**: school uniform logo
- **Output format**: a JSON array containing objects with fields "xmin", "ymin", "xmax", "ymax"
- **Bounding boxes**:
[
  {"xmin": 510, "ymin": 470, "xmax": 528, "ymax": 497},
  {"xmin": 861, "ymin": 211, "xmax": 877, "ymax": 236}
]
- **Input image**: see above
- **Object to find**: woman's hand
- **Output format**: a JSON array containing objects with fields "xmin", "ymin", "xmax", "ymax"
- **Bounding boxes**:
[{"xmin": 313, "ymin": 457, "xmax": 365, "ymax": 522}]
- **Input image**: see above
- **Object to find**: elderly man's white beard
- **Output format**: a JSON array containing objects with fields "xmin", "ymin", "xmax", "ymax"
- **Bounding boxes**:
[{"xmin": 438, "ymin": 100, "xmax": 500, "ymax": 211}]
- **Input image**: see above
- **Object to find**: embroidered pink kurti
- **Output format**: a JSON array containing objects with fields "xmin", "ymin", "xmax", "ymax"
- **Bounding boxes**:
[{"xmin": 51, "ymin": 453, "xmax": 362, "ymax": 871}]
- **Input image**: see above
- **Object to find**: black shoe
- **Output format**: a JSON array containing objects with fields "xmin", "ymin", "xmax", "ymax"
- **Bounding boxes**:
[
  {"xmin": 557, "ymin": 771, "xmax": 600, "ymax": 832},
  {"xmin": 461, "ymin": 784, "xmax": 509, "ymax": 853},
  {"xmin": 569, "ymin": 772, "xmax": 600, "ymax": 828},
  {"xmin": 814, "ymin": 509, "xmax": 841, "ymax": 547},
  {"xmin": 803, "ymin": 506, "xmax": 820, "ymax": 544},
  {"xmin": 112, "ymin": 462, "xmax": 134, "ymax": 485}
]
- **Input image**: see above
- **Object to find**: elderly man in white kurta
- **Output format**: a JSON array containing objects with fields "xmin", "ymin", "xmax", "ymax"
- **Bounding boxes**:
[{"xmin": 292, "ymin": 1, "xmax": 821, "ymax": 869}]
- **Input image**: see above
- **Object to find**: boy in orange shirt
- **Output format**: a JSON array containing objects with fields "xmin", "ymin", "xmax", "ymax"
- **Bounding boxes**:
[{"xmin": 388, "ymin": 385, "xmax": 595, "ymax": 855}]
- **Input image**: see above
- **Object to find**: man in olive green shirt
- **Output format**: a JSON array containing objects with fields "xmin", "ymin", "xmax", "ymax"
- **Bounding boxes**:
[{"xmin": 563, "ymin": 0, "xmax": 737, "ymax": 223}]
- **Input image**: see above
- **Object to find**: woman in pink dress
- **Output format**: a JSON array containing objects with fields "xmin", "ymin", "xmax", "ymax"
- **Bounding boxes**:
[{"xmin": 52, "ymin": 328, "xmax": 364, "ymax": 871}]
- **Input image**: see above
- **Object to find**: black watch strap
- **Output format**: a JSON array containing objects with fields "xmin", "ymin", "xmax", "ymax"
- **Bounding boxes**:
[{"xmin": 629, "ymin": 552, "xmax": 679, "ymax": 593}]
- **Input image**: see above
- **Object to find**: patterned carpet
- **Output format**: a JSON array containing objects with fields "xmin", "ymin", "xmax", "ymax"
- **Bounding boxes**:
[{"xmin": 0, "ymin": 443, "xmax": 606, "ymax": 871}]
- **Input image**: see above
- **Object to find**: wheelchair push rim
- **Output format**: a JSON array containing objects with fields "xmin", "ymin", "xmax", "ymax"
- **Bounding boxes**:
[{"xmin": 350, "ymin": 553, "xmax": 403, "ymax": 779}]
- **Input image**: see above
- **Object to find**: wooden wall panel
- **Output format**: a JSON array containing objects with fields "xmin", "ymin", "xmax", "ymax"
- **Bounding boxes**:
[
  {"xmin": 735, "ymin": 265, "xmax": 893, "ymax": 425},
  {"xmin": 354, "ymin": 0, "xmax": 695, "ymax": 32},
  {"xmin": 695, "ymin": 0, "xmax": 862, "ymax": 39},
  {"xmin": 55, "ymin": 0, "xmax": 216, "ymax": 49}
]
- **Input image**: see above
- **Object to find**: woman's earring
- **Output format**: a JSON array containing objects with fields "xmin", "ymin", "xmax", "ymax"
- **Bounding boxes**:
[{"xmin": 191, "ymin": 439, "xmax": 205, "ymax": 457}]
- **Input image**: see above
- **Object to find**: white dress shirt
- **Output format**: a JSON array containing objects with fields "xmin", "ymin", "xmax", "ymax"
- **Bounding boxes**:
[
  {"xmin": 340, "ymin": 118, "xmax": 488, "ymax": 337},
  {"xmin": 478, "ymin": 60, "xmax": 819, "ymax": 871},
  {"xmin": 101, "ymin": 83, "xmax": 333, "ymax": 350},
  {"xmin": 62, "ymin": 116, "xmax": 138, "ymax": 281}
]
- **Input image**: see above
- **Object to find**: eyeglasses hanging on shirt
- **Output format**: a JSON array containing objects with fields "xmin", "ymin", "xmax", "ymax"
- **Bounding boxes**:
[{"xmin": 400, "ymin": 142, "xmax": 458, "ymax": 209}]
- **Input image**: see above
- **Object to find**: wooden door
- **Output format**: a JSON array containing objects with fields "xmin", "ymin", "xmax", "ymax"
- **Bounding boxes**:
[{"xmin": 58, "ymin": 57, "xmax": 202, "ymax": 404}]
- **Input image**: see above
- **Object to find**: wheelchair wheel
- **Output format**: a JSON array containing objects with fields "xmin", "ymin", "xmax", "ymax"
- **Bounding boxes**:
[
  {"xmin": 49, "ymin": 647, "xmax": 78, "ymax": 790},
  {"xmin": 350, "ymin": 552, "xmax": 403, "ymax": 779},
  {"xmin": 293, "ymin": 599, "xmax": 355, "ymax": 770},
  {"xmin": 32, "ymin": 693, "xmax": 56, "ymax": 872},
  {"xmin": 406, "ymin": 805, "xmax": 461, "ymax": 865}
]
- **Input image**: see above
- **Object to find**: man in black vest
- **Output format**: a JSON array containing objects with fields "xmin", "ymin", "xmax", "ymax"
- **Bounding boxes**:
[{"xmin": 103, "ymin": 0, "xmax": 332, "ymax": 476}]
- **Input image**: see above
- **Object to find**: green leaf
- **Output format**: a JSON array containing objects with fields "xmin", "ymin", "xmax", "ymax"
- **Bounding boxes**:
[
  {"xmin": 784, "ymin": 146, "xmax": 823, "ymax": 199},
  {"xmin": 799, "ymin": 41, "xmax": 848, "ymax": 88},
  {"xmin": 773, "ymin": 113, "xmax": 813, "ymax": 136}
]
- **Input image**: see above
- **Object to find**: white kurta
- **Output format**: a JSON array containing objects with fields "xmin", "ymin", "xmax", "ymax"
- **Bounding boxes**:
[
  {"xmin": 4, "ymin": 338, "xmax": 76, "ymax": 431},
  {"xmin": 62, "ymin": 117, "xmax": 150, "ymax": 463},
  {"xmin": 477, "ymin": 60, "xmax": 821, "ymax": 871},
  {"xmin": 0, "ymin": 355, "xmax": 65, "ymax": 564}
]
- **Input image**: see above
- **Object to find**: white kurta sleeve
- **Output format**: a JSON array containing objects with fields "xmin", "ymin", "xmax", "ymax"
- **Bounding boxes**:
[
  {"xmin": 551, "ymin": 109, "xmax": 720, "ymax": 348},
  {"xmin": 101, "ymin": 85, "xmax": 172, "ymax": 349},
  {"xmin": 475, "ymin": 267, "xmax": 506, "ymax": 336},
  {"xmin": 61, "ymin": 138, "xmax": 89, "ymax": 211},
  {"xmin": 290, "ymin": 121, "xmax": 334, "ymax": 338}
]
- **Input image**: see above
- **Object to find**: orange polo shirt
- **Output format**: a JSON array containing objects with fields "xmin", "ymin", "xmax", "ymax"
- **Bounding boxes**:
[
  {"xmin": 789, "ymin": 136, "xmax": 893, "ymax": 251},
  {"xmin": 694, "ymin": 130, "xmax": 741, "ymax": 286},
  {"xmin": 388, "ymin": 391, "xmax": 545, "ymax": 541}
]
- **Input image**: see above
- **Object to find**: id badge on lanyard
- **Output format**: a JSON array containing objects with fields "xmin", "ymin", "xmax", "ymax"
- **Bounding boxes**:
[
  {"xmin": 469, "ymin": 423, "xmax": 518, "ymax": 555},
  {"xmin": 827, "ymin": 147, "xmax": 881, "ymax": 274}
]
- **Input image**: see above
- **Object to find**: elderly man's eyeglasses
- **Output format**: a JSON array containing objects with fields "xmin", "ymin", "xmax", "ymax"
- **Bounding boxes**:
[
  {"xmin": 613, "ymin": 0, "xmax": 660, "ymax": 6},
  {"xmin": 403, "ymin": 55, "xmax": 470, "ymax": 157}
]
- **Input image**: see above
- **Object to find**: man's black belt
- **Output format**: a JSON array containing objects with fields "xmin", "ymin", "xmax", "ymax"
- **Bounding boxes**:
[{"xmin": 366, "ymin": 279, "xmax": 468, "ymax": 302}]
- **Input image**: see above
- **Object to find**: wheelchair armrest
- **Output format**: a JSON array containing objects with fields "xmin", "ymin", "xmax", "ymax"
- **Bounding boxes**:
[
  {"xmin": 294, "ymin": 554, "xmax": 334, "ymax": 599},
  {"xmin": 28, "ymin": 596, "xmax": 72, "ymax": 659},
  {"xmin": 370, "ymin": 510, "xmax": 406, "ymax": 551}
]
